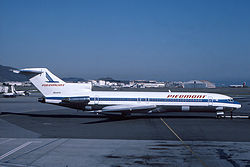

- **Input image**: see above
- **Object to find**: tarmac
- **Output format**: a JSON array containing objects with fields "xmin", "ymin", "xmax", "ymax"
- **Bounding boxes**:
[{"xmin": 0, "ymin": 90, "xmax": 250, "ymax": 167}]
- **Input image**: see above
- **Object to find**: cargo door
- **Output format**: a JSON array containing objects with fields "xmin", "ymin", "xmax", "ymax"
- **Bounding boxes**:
[
  {"xmin": 208, "ymin": 96, "xmax": 213, "ymax": 106},
  {"xmin": 94, "ymin": 96, "xmax": 99, "ymax": 105}
]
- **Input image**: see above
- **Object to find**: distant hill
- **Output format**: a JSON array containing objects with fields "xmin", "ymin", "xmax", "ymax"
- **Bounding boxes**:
[
  {"xmin": 98, "ymin": 77, "xmax": 115, "ymax": 81},
  {"xmin": 97, "ymin": 77, "xmax": 129, "ymax": 84},
  {"xmin": 0, "ymin": 65, "xmax": 28, "ymax": 82},
  {"xmin": 97, "ymin": 77, "xmax": 122, "ymax": 82},
  {"xmin": 62, "ymin": 77, "xmax": 86, "ymax": 82}
]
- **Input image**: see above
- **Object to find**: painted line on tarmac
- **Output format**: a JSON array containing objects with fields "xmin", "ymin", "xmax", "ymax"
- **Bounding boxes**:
[
  {"xmin": 160, "ymin": 118, "xmax": 208, "ymax": 167},
  {"xmin": 0, "ymin": 142, "xmax": 32, "ymax": 160},
  {"xmin": 224, "ymin": 116, "xmax": 249, "ymax": 119}
]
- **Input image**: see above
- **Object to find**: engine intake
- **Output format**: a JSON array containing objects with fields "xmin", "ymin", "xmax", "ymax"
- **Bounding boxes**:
[{"xmin": 38, "ymin": 97, "xmax": 46, "ymax": 103}]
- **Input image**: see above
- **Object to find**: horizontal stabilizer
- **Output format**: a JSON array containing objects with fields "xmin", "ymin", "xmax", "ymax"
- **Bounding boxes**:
[{"xmin": 13, "ymin": 69, "xmax": 43, "ymax": 75}]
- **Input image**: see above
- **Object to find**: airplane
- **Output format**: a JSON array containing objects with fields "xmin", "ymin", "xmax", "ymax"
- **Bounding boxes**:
[
  {"xmin": 14, "ymin": 68, "xmax": 241, "ymax": 117},
  {"xmin": 1, "ymin": 85, "xmax": 16, "ymax": 98},
  {"xmin": 13, "ymin": 87, "xmax": 30, "ymax": 96},
  {"xmin": 0, "ymin": 84, "xmax": 30, "ymax": 97},
  {"xmin": 2, "ymin": 92, "xmax": 16, "ymax": 98}
]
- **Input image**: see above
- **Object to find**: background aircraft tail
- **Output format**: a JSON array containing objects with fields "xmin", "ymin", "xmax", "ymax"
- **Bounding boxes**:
[{"xmin": 15, "ymin": 68, "xmax": 91, "ymax": 97}]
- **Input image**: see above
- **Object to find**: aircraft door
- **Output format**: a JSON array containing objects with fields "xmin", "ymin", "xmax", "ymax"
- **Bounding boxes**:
[
  {"xmin": 137, "ymin": 97, "xmax": 141, "ymax": 103},
  {"xmin": 94, "ymin": 96, "xmax": 99, "ymax": 105},
  {"xmin": 208, "ymin": 96, "xmax": 213, "ymax": 106}
]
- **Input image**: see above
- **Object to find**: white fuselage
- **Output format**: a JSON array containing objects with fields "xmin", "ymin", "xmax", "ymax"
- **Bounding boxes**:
[
  {"xmin": 44, "ymin": 91, "xmax": 241, "ymax": 113},
  {"xmin": 16, "ymin": 68, "xmax": 241, "ymax": 114}
]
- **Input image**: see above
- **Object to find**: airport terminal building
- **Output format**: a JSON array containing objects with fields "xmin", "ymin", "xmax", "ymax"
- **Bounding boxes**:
[{"xmin": 183, "ymin": 80, "xmax": 216, "ymax": 88}]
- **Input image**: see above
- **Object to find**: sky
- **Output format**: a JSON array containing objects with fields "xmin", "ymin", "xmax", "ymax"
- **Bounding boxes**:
[{"xmin": 0, "ymin": 0, "xmax": 250, "ymax": 84}]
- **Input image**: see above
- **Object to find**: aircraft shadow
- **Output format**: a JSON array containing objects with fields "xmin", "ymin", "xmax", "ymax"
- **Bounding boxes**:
[
  {"xmin": 80, "ymin": 115, "xmax": 219, "ymax": 124},
  {"xmin": 0, "ymin": 112, "xmax": 216, "ymax": 122},
  {"xmin": 0, "ymin": 112, "xmax": 106, "ymax": 118},
  {"xmin": 81, "ymin": 117, "xmax": 142, "ymax": 124},
  {"xmin": 0, "ymin": 112, "xmax": 167, "ymax": 119}
]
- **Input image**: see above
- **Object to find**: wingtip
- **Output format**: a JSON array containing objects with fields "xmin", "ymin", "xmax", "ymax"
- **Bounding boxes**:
[{"xmin": 11, "ymin": 69, "xmax": 20, "ymax": 74}]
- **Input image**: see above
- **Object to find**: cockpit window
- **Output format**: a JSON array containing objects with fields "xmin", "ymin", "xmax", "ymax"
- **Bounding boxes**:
[{"xmin": 227, "ymin": 98, "xmax": 234, "ymax": 102}]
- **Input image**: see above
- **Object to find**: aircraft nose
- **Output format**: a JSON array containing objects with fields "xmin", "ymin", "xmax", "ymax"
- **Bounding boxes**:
[{"xmin": 234, "ymin": 101, "xmax": 241, "ymax": 109}]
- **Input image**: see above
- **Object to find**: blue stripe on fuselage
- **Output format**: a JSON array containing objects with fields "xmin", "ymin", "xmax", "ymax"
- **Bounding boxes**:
[{"xmin": 45, "ymin": 96, "xmax": 237, "ymax": 104}]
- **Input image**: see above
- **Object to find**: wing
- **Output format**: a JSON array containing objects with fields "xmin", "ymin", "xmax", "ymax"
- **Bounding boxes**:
[{"xmin": 100, "ymin": 104, "xmax": 157, "ymax": 114}]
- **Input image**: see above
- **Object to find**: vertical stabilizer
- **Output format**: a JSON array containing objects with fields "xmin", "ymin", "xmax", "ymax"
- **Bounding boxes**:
[{"xmin": 16, "ymin": 68, "xmax": 91, "ymax": 97}]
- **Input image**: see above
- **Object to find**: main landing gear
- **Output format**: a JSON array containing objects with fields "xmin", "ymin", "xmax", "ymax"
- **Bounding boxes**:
[
  {"xmin": 216, "ymin": 111, "xmax": 233, "ymax": 119},
  {"xmin": 121, "ymin": 112, "xmax": 131, "ymax": 117},
  {"xmin": 216, "ymin": 111, "xmax": 224, "ymax": 119}
]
